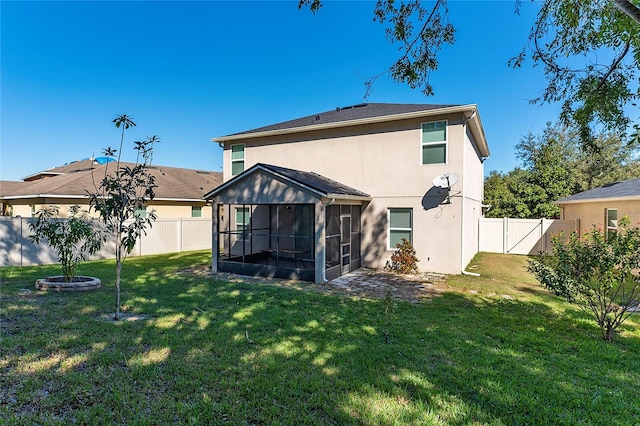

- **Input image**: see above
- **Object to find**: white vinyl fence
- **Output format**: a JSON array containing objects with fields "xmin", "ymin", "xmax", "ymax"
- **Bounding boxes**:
[
  {"xmin": 0, "ymin": 217, "xmax": 212, "ymax": 267},
  {"xmin": 479, "ymin": 218, "xmax": 580, "ymax": 255}
]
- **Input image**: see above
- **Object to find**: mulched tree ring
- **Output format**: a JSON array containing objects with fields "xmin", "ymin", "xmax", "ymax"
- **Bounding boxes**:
[{"xmin": 35, "ymin": 276, "xmax": 101, "ymax": 292}]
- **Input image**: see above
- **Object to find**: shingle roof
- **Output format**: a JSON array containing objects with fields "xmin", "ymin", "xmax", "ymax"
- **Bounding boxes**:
[
  {"xmin": 227, "ymin": 103, "xmax": 459, "ymax": 136},
  {"xmin": 259, "ymin": 164, "xmax": 370, "ymax": 198},
  {"xmin": 557, "ymin": 178, "xmax": 640, "ymax": 203},
  {"xmin": 0, "ymin": 181, "xmax": 31, "ymax": 197},
  {"xmin": 205, "ymin": 163, "xmax": 370, "ymax": 200},
  {"xmin": 1, "ymin": 160, "xmax": 222, "ymax": 201}
]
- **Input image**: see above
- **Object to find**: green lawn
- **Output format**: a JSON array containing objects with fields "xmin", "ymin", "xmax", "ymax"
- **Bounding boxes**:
[{"xmin": 1, "ymin": 251, "xmax": 639, "ymax": 425}]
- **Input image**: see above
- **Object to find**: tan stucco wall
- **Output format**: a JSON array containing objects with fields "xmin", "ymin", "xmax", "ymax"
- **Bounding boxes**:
[
  {"xmin": 461, "ymin": 125, "xmax": 484, "ymax": 269},
  {"xmin": 222, "ymin": 112, "xmax": 487, "ymax": 274},
  {"xmin": 560, "ymin": 199, "xmax": 640, "ymax": 232},
  {"xmin": 149, "ymin": 202, "xmax": 212, "ymax": 219},
  {"xmin": 215, "ymin": 170, "xmax": 320, "ymax": 205},
  {"xmin": 4, "ymin": 198, "xmax": 211, "ymax": 219}
]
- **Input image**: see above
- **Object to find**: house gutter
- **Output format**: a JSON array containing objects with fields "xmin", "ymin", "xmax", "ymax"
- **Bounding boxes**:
[
  {"xmin": 3, "ymin": 194, "xmax": 87, "ymax": 200},
  {"xmin": 555, "ymin": 195, "xmax": 640, "ymax": 204},
  {"xmin": 212, "ymin": 105, "xmax": 490, "ymax": 159}
]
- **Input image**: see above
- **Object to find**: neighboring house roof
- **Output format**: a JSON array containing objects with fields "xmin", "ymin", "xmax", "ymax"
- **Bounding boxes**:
[
  {"xmin": 205, "ymin": 163, "xmax": 371, "ymax": 201},
  {"xmin": 1, "ymin": 159, "xmax": 222, "ymax": 202},
  {"xmin": 22, "ymin": 157, "xmax": 116, "ymax": 181},
  {"xmin": 0, "ymin": 181, "xmax": 31, "ymax": 196},
  {"xmin": 556, "ymin": 178, "xmax": 640, "ymax": 204},
  {"xmin": 212, "ymin": 102, "xmax": 490, "ymax": 158}
]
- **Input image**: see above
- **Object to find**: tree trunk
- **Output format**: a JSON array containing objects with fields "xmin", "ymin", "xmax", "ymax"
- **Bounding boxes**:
[
  {"xmin": 115, "ymin": 258, "xmax": 122, "ymax": 320},
  {"xmin": 615, "ymin": 0, "xmax": 640, "ymax": 25},
  {"xmin": 601, "ymin": 322, "xmax": 616, "ymax": 341},
  {"xmin": 115, "ymin": 234, "xmax": 122, "ymax": 321}
]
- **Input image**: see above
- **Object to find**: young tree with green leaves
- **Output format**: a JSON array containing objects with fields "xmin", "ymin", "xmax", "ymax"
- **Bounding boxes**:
[
  {"xmin": 28, "ymin": 205, "xmax": 105, "ymax": 282},
  {"xmin": 528, "ymin": 219, "xmax": 640, "ymax": 341},
  {"xmin": 88, "ymin": 114, "xmax": 159, "ymax": 320}
]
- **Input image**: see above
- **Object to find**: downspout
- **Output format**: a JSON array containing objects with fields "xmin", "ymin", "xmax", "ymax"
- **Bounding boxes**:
[
  {"xmin": 461, "ymin": 110, "xmax": 481, "ymax": 277},
  {"xmin": 321, "ymin": 197, "xmax": 335, "ymax": 283}
]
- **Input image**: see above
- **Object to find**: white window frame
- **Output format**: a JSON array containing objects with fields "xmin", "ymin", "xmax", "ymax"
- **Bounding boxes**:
[
  {"xmin": 230, "ymin": 144, "xmax": 245, "ymax": 177},
  {"xmin": 421, "ymin": 120, "xmax": 448, "ymax": 166},
  {"xmin": 235, "ymin": 206, "xmax": 251, "ymax": 241},
  {"xmin": 605, "ymin": 208, "xmax": 618, "ymax": 237},
  {"xmin": 387, "ymin": 208, "xmax": 413, "ymax": 250}
]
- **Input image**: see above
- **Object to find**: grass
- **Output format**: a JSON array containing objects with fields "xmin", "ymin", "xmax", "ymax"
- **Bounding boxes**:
[{"xmin": 1, "ymin": 251, "xmax": 639, "ymax": 425}]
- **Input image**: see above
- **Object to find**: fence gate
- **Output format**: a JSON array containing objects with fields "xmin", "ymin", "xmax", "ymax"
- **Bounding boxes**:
[{"xmin": 479, "ymin": 218, "xmax": 579, "ymax": 255}]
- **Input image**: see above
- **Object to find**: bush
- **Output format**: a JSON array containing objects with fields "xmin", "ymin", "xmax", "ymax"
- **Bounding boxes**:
[
  {"xmin": 528, "ymin": 218, "xmax": 640, "ymax": 341},
  {"xmin": 385, "ymin": 238, "xmax": 419, "ymax": 274},
  {"xmin": 28, "ymin": 205, "xmax": 105, "ymax": 282}
]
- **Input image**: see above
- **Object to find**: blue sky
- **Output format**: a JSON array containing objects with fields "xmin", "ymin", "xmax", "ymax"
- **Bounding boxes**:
[{"xmin": 1, "ymin": 0, "xmax": 562, "ymax": 182}]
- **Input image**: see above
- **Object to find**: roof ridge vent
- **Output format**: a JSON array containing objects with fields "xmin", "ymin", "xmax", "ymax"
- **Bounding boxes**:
[{"xmin": 336, "ymin": 103, "xmax": 368, "ymax": 111}]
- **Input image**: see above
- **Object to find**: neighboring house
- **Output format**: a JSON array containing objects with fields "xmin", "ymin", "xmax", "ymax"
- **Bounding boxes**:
[
  {"xmin": 556, "ymin": 177, "xmax": 640, "ymax": 235},
  {"xmin": 205, "ymin": 103, "xmax": 490, "ymax": 283},
  {"xmin": 1, "ymin": 158, "xmax": 222, "ymax": 218}
]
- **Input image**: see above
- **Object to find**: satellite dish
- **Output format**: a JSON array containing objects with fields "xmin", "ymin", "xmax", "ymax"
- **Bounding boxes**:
[{"xmin": 432, "ymin": 172, "xmax": 459, "ymax": 189}]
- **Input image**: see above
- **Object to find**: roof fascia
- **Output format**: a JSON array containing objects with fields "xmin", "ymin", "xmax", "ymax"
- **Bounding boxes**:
[
  {"xmin": 21, "ymin": 172, "xmax": 65, "ymax": 181},
  {"xmin": 325, "ymin": 193, "xmax": 372, "ymax": 201},
  {"xmin": 555, "ymin": 195, "xmax": 640, "ymax": 204},
  {"xmin": 205, "ymin": 164, "xmax": 327, "ymax": 200},
  {"xmin": 152, "ymin": 198, "xmax": 206, "ymax": 202},
  {"xmin": 212, "ymin": 104, "xmax": 488, "ymax": 156},
  {"xmin": 3, "ymin": 194, "xmax": 87, "ymax": 200},
  {"xmin": 5, "ymin": 194, "xmax": 207, "ymax": 202}
]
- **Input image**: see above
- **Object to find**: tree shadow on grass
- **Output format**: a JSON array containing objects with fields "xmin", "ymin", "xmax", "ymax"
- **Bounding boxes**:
[{"xmin": 3, "ymin": 263, "xmax": 640, "ymax": 424}]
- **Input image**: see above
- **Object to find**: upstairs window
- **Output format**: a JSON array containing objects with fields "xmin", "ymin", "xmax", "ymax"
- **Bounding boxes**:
[
  {"xmin": 231, "ymin": 144, "xmax": 245, "ymax": 176},
  {"xmin": 191, "ymin": 206, "xmax": 202, "ymax": 218},
  {"xmin": 421, "ymin": 121, "xmax": 447, "ymax": 165}
]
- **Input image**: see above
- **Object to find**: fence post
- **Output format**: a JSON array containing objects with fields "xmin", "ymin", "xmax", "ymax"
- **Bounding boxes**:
[
  {"xmin": 503, "ymin": 217, "xmax": 508, "ymax": 254},
  {"xmin": 20, "ymin": 217, "xmax": 24, "ymax": 267},
  {"xmin": 540, "ymin": 218, "xmax": 545, "ymax": 253},
  {"xmin": 178, "ymin": 217, "xmax": 183, "ymax": 253}
]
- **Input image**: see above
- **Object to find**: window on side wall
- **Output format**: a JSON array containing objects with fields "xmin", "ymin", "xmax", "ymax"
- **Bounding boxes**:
[
  {"xmin": 231, "ymin": 144, "xmax": 245, "ymax": 176},
  {"xmin": 388, "ymin": 208, "xmax": 412, "ymax": 249},
  {"xmin": 134, "ymin": 206, "xmax": 147, "ymax": 218},
  {"xmin": 235, "ymin": 207, "xmax": 251, "ymax": 240},
  {"xmin": 421, "ymin": 120, "xmax": 447, "ymax": 165},
  {"xmin": 191, "ymin": 206, "xmax": 202, "ymax": 218},
  {"xmin": 605, "ymin": 208, "xmax": 618, "ymax": 238}
]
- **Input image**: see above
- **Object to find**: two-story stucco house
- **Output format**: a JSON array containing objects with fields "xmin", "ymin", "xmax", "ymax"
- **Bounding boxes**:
[{"xmin": 205, "ymin": 103, "xmax": 490, "ymax": 283}]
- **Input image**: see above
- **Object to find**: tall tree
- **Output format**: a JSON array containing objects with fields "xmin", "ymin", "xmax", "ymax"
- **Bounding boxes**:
[
  {"xmin": 511, "ymin": 0, "xmax": 640, "ymax": 146},
  {"xmin": 484, "ymin": 169, "xmax": 533, "ymax": 218},
  {"xmin": 300, "ymin": 0, "xmax": 455, "ymax": 97},
  {"xmin": 485, "ymin": 123, "xmax": 640, "ymax": 219},
  {"xmin": 88, "ymin": 115, "xmax": 159, "ymax": 320},
  {"xmin": 573, "ymin": 132, "xmax": 640, "ymax": 190},
  {"xmin": 300, "ymin": 0, "xmax": 640, "ymax": 143}
]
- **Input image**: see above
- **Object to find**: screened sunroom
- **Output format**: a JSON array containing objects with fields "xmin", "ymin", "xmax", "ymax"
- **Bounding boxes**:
[{"xmin": 205, "ymin": 163, "xmax": 370, "ymax": 283}]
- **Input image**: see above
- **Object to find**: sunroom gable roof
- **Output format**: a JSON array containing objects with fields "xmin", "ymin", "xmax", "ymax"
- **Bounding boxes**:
[{"xmin": 204, "ymin": 163, "xmax": 371, "ymax": 201}]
